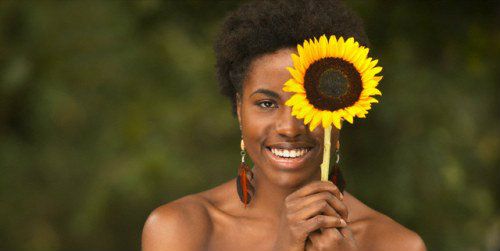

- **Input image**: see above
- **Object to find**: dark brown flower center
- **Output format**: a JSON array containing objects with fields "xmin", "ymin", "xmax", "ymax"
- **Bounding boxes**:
[
  {"xmin": 303, "ymin": 57, "xmax": 362, "ymax": 110},
  {"xmin": 318, "ymin": 69, "xmax": 348, "ymax": 98}
]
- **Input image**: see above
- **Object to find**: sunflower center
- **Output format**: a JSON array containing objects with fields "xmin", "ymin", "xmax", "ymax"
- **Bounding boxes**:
[
  {"xmin": 303, "ymin": 57, "xmax": 362, "ymax": 111},
  {"xmin": 318, "ymin": 69, "xmax": 348, "ymax": 98}
]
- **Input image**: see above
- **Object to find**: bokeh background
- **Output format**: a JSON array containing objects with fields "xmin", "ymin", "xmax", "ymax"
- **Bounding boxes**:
[{"xmin": 0, "ymin": 0, "xmax": 499, "ymax": 250}]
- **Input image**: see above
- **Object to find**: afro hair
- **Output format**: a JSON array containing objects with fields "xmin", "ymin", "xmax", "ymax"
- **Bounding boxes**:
[{"xmin": 214, "ymin": 0, "xmax": 369, "ymax": 114}]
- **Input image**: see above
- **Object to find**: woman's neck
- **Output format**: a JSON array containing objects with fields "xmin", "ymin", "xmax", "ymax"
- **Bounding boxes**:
[{"xmin": 248, "ymin": 166, "xmax": 318, "ymax": 220}]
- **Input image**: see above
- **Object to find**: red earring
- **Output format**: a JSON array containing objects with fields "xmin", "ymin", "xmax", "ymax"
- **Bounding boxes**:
[{"xmin": 236, "ymin": 139, "xmax": 255, "ymax": 207}]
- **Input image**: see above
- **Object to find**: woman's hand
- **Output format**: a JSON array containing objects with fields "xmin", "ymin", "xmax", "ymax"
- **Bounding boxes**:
[
  {"xmin": 272, "ymin": 181, "xmax": 349, "ymax": 251},
  {"xmin": 305, "ymin": 227, "xmax": 358, "ymax": 251}
]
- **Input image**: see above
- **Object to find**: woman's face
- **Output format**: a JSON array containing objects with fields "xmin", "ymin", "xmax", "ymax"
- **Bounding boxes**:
[{"xmin": 237, "ymin": 48, "xmax": 339, "ymax": 188}]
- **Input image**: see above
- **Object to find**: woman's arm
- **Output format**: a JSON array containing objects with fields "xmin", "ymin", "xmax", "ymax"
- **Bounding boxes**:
[{"xmin": 142, "ymin": 197, "xmax": 211, "ymax": 251}]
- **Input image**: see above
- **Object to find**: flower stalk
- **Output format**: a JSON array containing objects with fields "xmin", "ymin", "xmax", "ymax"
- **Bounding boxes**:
[{"xmin": 320, "ymin": 125, "xmax": 332, "ymax": 181}]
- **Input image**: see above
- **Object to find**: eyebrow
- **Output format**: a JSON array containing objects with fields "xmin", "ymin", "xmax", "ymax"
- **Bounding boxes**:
[{"xmin": 250, "ymin": 88, "xmax": 280, "ymax": 99}]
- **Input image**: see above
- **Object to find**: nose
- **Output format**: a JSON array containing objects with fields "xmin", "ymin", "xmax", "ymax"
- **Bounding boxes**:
[{"xmin": 275, "ymin": 105, "xmax": 306, "ymax": 138}]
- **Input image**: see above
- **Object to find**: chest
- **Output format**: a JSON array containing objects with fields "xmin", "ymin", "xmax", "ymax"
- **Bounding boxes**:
[{"xmin": 207, "ymin": 216, "xmax": 278, "ymax": 251}]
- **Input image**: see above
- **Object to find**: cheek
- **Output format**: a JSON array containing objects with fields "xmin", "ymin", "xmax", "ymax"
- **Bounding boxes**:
[
  {"xmin": 242, "ymin": 112, "xmax": 268, "ymax": 144},
  {"xmin": 310, "ymin": 128, "xmax": 324, "ymax": 144},
  {"xmin": 240, "ymin": 107, "xmax": 274, "ymax": 157}
]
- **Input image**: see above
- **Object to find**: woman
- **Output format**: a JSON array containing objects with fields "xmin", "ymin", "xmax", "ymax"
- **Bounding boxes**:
[{"xmin": 142, "ymin": 0, "xmax": 426, "ymax": 250}]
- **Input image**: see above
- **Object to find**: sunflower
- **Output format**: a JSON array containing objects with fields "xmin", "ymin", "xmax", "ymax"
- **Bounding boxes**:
[
  {"xmin": 283, "ymin": 35, "xmax": 383, "ymax": 181},
  {"xmin": 283, "ymin": 35, "xmax": 382, "ymax": 132}
]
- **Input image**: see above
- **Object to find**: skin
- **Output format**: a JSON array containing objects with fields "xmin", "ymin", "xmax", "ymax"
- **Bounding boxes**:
[{"xmin": 142, "ymin": 48, "xmax": 427, "ymax": 251}]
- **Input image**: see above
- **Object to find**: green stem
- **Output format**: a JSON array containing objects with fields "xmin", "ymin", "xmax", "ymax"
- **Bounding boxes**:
[{"xmin": 321, "ymin": 125, "xmax": 332, "ymax": 181}]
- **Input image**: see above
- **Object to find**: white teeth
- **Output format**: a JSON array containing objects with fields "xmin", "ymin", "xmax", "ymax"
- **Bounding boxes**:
[{"xmin": 270, "ymin": 148, "xmax": 309, "ymax": 158}]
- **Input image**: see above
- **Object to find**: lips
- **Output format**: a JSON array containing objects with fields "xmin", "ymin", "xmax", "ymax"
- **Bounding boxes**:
[{"xmin": 265, "ymin": 143, "xmax": 315, "ymax": 170}]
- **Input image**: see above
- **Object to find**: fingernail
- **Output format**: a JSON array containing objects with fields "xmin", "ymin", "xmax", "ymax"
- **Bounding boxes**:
[
  {"xmin": 340, "ymin": 219, "xmax": 347, "ymax": 227},
  {"xmin": 339, "ymin": 192, "xmax": 344, "ymax": 201}
]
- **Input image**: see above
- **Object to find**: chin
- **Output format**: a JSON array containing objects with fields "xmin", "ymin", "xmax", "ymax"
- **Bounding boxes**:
[{"xmin": 269, "ymin": 169, "xmax": 320, "ymax": 189}]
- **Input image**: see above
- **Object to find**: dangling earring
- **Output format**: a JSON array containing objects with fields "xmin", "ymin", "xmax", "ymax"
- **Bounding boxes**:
[
  {"xmin": 329, "ymin": 140, "xmax": 346, "ymax": 193},
  {"xmin": 236, "ymin": 138, "xmax": 255, "ymax": 207}
]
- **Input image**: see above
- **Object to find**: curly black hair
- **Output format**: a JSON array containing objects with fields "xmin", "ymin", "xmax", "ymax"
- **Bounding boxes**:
[{"xmin": 214, "ymin": 0, "xmax": 369, "ymax": 114}]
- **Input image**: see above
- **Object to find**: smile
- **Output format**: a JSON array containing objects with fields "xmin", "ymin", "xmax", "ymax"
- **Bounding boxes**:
[
  {"xmin": 269, "ymin": 147, "xmax": 310, "ymax": 158},
  {"xmin": 264, "ymin": 145, "xmax": 314, "ymax": 170}
]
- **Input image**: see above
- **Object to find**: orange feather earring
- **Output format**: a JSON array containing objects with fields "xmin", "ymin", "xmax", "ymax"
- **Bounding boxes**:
[{"xmin": 236, "ymin": 139, "xmax": 255, "ymax": 207}]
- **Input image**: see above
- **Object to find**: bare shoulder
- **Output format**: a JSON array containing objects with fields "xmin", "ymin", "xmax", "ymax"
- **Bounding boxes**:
[
  {"xmin": 364, "ymin": 211, "xmax": 427, "ymax": 251},
  {"xmin": 142, "ymin": 194, "xmax": 212, "ymax": 251},
  {"xmin": 346, "ymin": 193, "xmax": 426, "ymax": 251}
]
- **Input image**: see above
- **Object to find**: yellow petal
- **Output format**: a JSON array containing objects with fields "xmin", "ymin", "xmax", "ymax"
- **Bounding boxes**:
[
  {"xmin": 304, "ymin": 109, "xmax": 317, "ymax": 124},
  {"xmin": 319, "ymin": 35, "xmax": 328, "ymax": 58},
  {"xmin": 345, "ymin": 106, "xmax": 361, "ymax": 116},
  {"xmin": 348, "ymin": 41, "xmax": 360, "ymax": 61},
  {"xmin": 302, "ymin": 40, "xmax": 312, "ymax": 66},
  {"xmin": 360, "ymin": 57, "xmax": 373, "ymax": 73},
  {"xmin": 283, "ymin": 80, "xmax": 306, "ymax": 93},
  {"xmin": 341, "ymin": 109, "xmax": 354, "ymax": 124},
  {"xmin": 353, "ymin": 47, "xmax": 369, "ymax": 69},
  {"xmin": 361, "ymin": 88, "xmax": 382, "ymax": 96},
  {"xmin": 291, "ymin": 54, "xmax": 305, "ymax": 74},
  {"xmin": 322, "ymin": 111, "xmax": 333, "ymax": 128},
  {"xmin": 297, "ymin": 44, "xmax": 309, "ymax": 67},
  {"xmin": 291, "ymin": 105, "xmax": 301, "ymax": 116},
  {"xmin": 328, "ymin": 35, "xmax": 338, "ymax": 57},
  {"xmin": 342, "ymin": 37, "xmax": 355, "ymax": 60},
  {"xmin": 297, "ymin": 44, "xmax": 305, "ymax": 58},
  {"xmin": 337, "ymin": 37, "xmax": 346, "ymax": 58},
  {"xmin": 361, "ymin": 97, "xmax": 379, "ymax": 103},
  {"xmin": 368, "ymin": 66, "xmax": 383, "ymax": 75},
  {"xmin": 332, "ymin": 36, "xmax": 342, "ymax": 57},
  {"xmin": 308, "ymin": 41, "xmax": 318, "ymax": 64},
  {"xmin": 285, "ymin": 93, "xmax": 306, "ymax": 106},
  {"xmin": 349, "ymin": 47, "xmax": 362, "ymax": 65},
  {"xmin": 307, "ymin": 39, "xmax": 314, "ymax": 60},
  {"xmin": 332, "ymin": 111, "xmax": 342, "ymax": 129},
  {"xmin": 362, "ymin": 67, "xmax": 382, "ymax": 83},
  {"xmin": 356, "ymin": 99, "xmax": 372, "ymax": 109},
  {"xmin": 364, "ymin": 59, "xmax": 379, "ymax": 73},
  {"xmin": 296, "ymin": 99, "xmax": 309, "ymax": 110},
  {"xmin": 363, "ymin": 79, "xmax": 380, "ymax": 89},
  {"xmin": 354, "ymin": 108, "xmax": 368, "ymax": 118},
  {"xmin": 309, "ymin": 111, "xmax": 323, "ymax": 131},
  {"xmin": 287, "ymin": 67, "xmax": 304, "ymax": 83},
  {"xmin": 370, "ymin": 59, "xmax": 379, "ymax": 68},
  {"xmin": 283, "ymin": 78, "xmax": 298, "ymax": 87},
  {"xmin": 300, "ymin": 54, "xmax": 310, "ymax": 70},
  {"xmin": 297, "ymin": 104, "xmax": 314, "ymax": 119},
  {"xmin": 311, "ymin": 38, "xmax": 319, "ymax": 60}
]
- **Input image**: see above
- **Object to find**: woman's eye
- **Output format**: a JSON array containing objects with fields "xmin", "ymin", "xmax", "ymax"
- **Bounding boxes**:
[{"xmin": 257, "ymin": 101, "xmax": 277, "ymax": 109}]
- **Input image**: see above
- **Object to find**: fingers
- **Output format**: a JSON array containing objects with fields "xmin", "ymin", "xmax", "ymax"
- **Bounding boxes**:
[
  {"xmin": 288, "ymin": 191, "xmax": 348, "ymax": 220},
  {"xmin": 307, "ymin": 229, "xmax": 343, "ymax": 250},
  {"xmin": 307, "ymin": 227, "xmax": 358, "ymax": 250},
  {"xmin": 302, "ymin": 215, "xmax": 347, "ymax": 233},
  {"xmin": 289, "ymin": 199, "xmax": 340, "ymax": 222},
  {"xmin": 280, "ymin": 180, "xmax": 349, "ymax": 248},
  {"xmin": 339, "ymin": 226, "xmax": 355, "ymax": 241},
  {"xmin": 292, "ymin": 200, "xmax": 335, "ymax": 220},
  {"xmin": 287, "ymin": 181, "xmax": 343, "ymax": 202}
]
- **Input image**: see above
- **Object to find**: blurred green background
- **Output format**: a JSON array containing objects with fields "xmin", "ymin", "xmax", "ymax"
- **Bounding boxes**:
[{"xmin": 0, "ymin": 0, "xmax": 498, "ymax": 250}]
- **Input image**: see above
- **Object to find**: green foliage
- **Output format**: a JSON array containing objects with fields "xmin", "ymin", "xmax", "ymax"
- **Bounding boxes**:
[{"xmin": 0, "ymin": 1, "xmax": 498, "ymax": 250}]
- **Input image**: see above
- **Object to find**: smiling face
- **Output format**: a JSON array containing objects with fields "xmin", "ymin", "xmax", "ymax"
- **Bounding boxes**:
[{"xmin": 237, "ymin": 48, "xmax": 340, "ymax": 189}]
